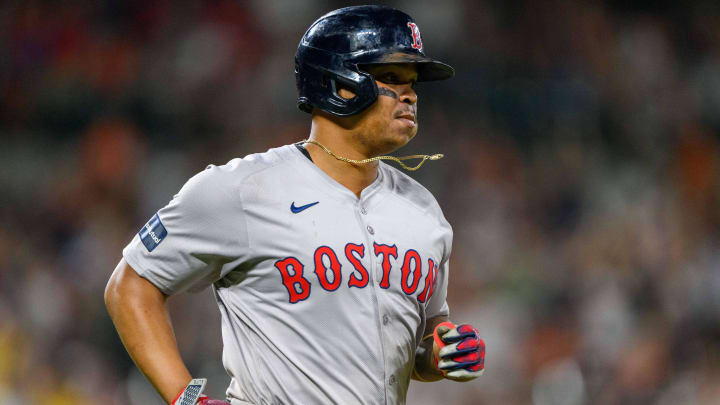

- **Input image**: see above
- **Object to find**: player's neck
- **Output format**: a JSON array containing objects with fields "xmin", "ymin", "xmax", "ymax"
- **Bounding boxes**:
[{"xmin": 305, "ymin": 125, "xmax": 379, "ymax": 199}]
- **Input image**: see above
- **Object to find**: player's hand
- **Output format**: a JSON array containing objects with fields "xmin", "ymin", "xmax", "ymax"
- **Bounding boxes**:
[{"xmin": 432, "ymin": 321, "xmax": 485, "ymax": 381}]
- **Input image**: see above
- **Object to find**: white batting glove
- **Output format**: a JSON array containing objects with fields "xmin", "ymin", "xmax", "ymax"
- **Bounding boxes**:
[{"xmin": 433, "ymin": 322, "xmax": 486, "ymax": 381}]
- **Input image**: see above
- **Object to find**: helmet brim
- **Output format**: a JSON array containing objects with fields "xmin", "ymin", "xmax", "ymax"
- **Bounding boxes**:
[{"xmin": 358, "ymin": 52, "xmax": 455, "ymax": 82}]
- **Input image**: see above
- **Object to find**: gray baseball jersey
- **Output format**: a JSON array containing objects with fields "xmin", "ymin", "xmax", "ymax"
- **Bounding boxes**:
[{"xmin": 123, "ymin": 144, "xmax": 452, "ymax": 405}]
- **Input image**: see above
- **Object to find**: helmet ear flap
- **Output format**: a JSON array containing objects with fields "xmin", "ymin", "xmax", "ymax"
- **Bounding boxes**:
[
  {"xmin": 296, "ymin": 46, "xmax": 379, "ymax": 116},
  {"xmin": 325, "ymin": 72, "xmax": 377, "ymax": 111}
]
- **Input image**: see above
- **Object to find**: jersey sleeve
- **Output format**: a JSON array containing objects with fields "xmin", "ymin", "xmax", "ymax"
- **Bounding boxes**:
[
  {"xmin": 425, "ymin": 219, "xmax": 452, "ymax": 320},
  {"xmin": 425, "ymin": 255, "xmax": 450, "ymax": 319},
  {"xmin": 123, "ymin": 164, "xmax": 248, "ymax": 295}
]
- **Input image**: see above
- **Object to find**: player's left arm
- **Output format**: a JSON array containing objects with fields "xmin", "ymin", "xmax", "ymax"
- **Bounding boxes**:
[
  {"xmin": 413, "ymin": 216, "xmax": 485, "ymax": 382},
  {"xmin": 413, "ymin": 315, "xmax": 449, "ymax": 381},
  {"xmin": 412, "ymin": 315, "xmax": 486, "ymax": 382}
]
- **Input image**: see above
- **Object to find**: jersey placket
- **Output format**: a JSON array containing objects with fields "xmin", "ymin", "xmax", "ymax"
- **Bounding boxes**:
[
  {"xmin": 355, "ymin": 191, "xmax": 393, "ymax": 405},
  {"xmin": 292, "ymin": 147, "xmax": 398, "ymax": 404}
]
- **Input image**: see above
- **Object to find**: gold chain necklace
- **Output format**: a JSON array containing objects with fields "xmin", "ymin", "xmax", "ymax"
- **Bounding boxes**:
[{"xmin": 301, "ymin": 139, "xmax": 443, "ymax": 171}]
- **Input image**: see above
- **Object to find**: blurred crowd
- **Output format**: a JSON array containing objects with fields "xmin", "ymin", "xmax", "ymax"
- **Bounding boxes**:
[{"xmin": 2, "ymin": 0, "xmax": 720, "ymax": 404}]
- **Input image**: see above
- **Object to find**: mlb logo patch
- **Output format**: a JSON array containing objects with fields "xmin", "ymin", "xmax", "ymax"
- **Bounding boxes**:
[{"xmin": 139, "ymin": 213, "xmax": 167, "ymax": 252}]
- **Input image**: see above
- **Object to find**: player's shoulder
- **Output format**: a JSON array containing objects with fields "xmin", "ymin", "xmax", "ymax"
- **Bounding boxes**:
[
  {"xmin": 176, "ymin": 144, "xmax": 297, "ymax": 203},
  {"xmin": 189, "ymin": 144, "xmax": 296, "ymax": 183},
  {"xmin": 380, "ymin": 163, "xmax": 446, "ymax": 219}
]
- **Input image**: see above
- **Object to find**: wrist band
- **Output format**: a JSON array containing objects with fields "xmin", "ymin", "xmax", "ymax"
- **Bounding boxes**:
[{"xmin": 172, "ymin": 378, "xmax": 207, "ymax": 405}]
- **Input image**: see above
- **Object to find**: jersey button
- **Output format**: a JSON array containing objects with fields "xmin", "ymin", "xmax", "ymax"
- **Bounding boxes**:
[
  {"xmin": 382, "ymin": 314, "xmax": 390, "ymax": 325},
  {"xmin": 367, "ymin": 225, "xmax": 374, "ymax": 235},
  {"xmin": 360, "ymin": 207, "xmax": 367, "ymax": 215},
  {"xmin": 389, "ymin": 374, "xmax": 396, "ymax": 385}
]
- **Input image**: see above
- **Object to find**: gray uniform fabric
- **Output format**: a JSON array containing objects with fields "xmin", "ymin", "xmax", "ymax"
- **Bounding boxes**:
[{"xmin": 123, "ymin": 144, "xmax": 452, "ymax": 405}]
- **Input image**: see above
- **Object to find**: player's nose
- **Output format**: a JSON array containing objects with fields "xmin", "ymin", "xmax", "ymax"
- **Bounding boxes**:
[{"xmin": 398, "ymin": 84, "xmax": 417, "ymax": 105}]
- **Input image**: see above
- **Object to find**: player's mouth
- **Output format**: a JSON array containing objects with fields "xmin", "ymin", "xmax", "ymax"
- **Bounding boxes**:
[{"xmin": 394, "ymin": 111, "xmax": 416, "ymax": 127}]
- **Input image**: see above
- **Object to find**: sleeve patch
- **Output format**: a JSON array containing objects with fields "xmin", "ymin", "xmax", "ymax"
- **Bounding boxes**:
[{"xmin": 139, "ymin": 213, "xmax": 167, "ymax": 252}]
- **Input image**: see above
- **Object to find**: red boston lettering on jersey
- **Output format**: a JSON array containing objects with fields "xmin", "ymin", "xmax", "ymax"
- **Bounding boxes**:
[
  {"xmin": 407, "ymin": 22, "xmax": 422, "ymax": 50},
  {"xmin": 373, "ymin": 243, "xmax": 398, "ymax": 289},
  {"xmin": 313, "ymin": 246, "xmax": 342, "ymax": 291},
  {"xmin": 417, "ymin": 258, "xmax": 437, "ymax": 303},
  {"xmin": 274, "ymin": 257, "xmax": 311, "ymax": 303},
  {"xmin": 400, "ymin": 249, "xmax": 422, "ymax": 295},
  {"xmin": 345, "ymin": 243, "xmax": 369, "ymax": 288}
]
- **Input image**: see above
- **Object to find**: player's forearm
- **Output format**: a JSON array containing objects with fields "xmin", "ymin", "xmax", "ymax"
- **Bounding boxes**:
[
  {"xmin": 412, "ymin": 316, "xmax": 448, "ymax": 382},
  {"xmin": 413, "ymin": 337, "xmax": 444, "ymax": 381},
  {"xmin": 105, "ymin": 259, "xmax": 192, "ymax": 404}
]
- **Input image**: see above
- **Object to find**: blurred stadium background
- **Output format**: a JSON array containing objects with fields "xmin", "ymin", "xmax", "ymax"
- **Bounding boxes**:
[{"xmin": 2, "ymin": 0, "xmax": 720, "ymax": 404}]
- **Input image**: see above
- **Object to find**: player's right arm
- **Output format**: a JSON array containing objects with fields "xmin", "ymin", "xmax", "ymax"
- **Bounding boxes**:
[
  {"xmin": 106, "ymin": 163, "xmax": 247, "ymax": 404},
  {"xmin": 104, "ymin": 258, "xmax": 192, "ymax": 404}
]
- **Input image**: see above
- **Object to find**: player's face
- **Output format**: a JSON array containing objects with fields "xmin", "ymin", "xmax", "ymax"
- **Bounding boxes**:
[{"xmin": 337, "ymin": 64, "xmax": 419, "ymax": 156}]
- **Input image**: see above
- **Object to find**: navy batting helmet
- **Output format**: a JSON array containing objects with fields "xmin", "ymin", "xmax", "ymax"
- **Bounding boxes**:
[{"xmin": 295, "ymin": 5, "xmax": 455, "ymax": 117}]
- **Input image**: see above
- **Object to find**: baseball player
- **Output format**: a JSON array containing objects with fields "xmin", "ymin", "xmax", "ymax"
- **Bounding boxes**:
[{"xmin": 105, "ymin": 6, "xmax": 485, "ymax": 405}]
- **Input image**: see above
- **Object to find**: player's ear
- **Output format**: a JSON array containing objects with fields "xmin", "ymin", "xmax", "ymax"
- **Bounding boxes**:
[{"xmin": 337, "ymin": 84, "xmax": 357, "ymax": 100}]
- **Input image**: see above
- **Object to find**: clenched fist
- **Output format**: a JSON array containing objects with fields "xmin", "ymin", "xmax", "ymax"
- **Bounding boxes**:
[{"xmin": 433, "ymin": 322, "xmax": 485, "ymax": 381}]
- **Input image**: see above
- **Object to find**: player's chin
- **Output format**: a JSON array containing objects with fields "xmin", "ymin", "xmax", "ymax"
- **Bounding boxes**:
[{"xmin": 391, "ymin": 121, "xmax": 418, "ymax": 142}]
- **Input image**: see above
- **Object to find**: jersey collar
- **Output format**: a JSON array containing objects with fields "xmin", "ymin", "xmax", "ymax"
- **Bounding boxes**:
[{"xmin": 288, "ymin": 143, "xmax": 385, "ymax": 203}]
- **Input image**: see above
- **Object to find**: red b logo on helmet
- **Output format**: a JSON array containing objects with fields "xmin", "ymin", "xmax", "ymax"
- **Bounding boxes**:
[{"xmin": 407, "ymin": 22, "xmax": 423, "ymax": 50}]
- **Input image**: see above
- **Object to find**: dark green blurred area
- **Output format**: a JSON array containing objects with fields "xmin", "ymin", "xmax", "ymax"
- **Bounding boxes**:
[{"xmin": 2, "ymin": 1, "xmax": 720, "ymax": 404}]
